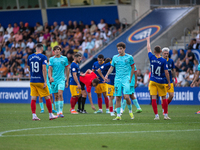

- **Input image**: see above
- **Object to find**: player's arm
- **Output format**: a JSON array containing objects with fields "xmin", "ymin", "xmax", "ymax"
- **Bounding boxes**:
[
  {"xmin": 72, "ymin": 72, "xmax": 81, "ymax": 89},
  {"xmin": 42, "ymin": 64, "xmax": 47, "ymax": 88},
  {"xmin": 81, "ymin": 69, "xmax": 92, "ymax": 76},
  {"xmin": 105, "ymin": 66, "xmax": 114, "ymax": 81},
  {"xmin": 48, "ymin": 66, "xmax": 54, "ymax": 82},
  {"xmin": 65, "ymin": 65, "xmax": 70, "ymax": 88},
  {"xmin": 146, "ymin": 36, "xmax": 152, "ymax": 53},
  {"xmin": 88, "ymin": 92, "xmax": 96, "ymax": 111},
  {"xmin": 130, "ymin": 64, "xmax": 135, "ymax": 83},
  {"xmin": 134, "ymin": 70, "xmax": 138, "ymax": 88},
  {"xmin": 97, "ymin": 68, "xmax": 106, "ymax": 82},
  {"xmin": 191, "ymin": 71, "xmax": 199, "ymax": 87},
  {"xmin": 165, "ymin": 70, "xmax": 171, "ymax": 89}
]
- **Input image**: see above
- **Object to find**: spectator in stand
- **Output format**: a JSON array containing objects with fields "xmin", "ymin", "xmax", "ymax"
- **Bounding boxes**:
[
  {"xmin": 184, "ymin": 68, "xmax": 195, "ymax": 87},
  {"xmin": 14, "ymin": 31, "xmax": 23, "ymax": 42},
  {"xmin": 85, "ymin": 37, "xmax": 95, "ymax": 54},
  {"xmin": 83, "ymin": 25, "xmax": 90, "ymax": 34},
  {"xmin": 68, "ymin": 20, "xmax": 74, "ymax": 30},
  {"xmin": 7, "ymin": 23, "xmax": 13, "ymax": 34},
  {"xmin": 26, "ymin": 38, "xmax": 35, "ymax": 50},
  {"xmin": 24, "ymin": 23, "xmax": 32, "ymax": 35},
  {"xmin": 113, "ymin": 19, "xmax": 121, "ymax": 36},
  {"xmin": 97, "ymin": 19, "xmax": 106, "ymax": 32},
  {"xmin": 186, "ymin": 49, "xmax": 195, "ymax": 66},
  {"xmin": 90, "ymin": 20, "xmax": 97, "ymax": 35},
  {"xmin": 59, "ymin": 31, "xmax": 66, "ymax": 40},
  {"xmin": 137, "ymin": 69, "xmax": 144, "ymax": 87},
  {"xmin": 196, "ymin": 29, "xmax": 200, "ymax": 43},
  {"xmin": 13, "ymin": 23, "xmax": 20, "ymax": 34},
  {"xmin": 27, "ymin": 46, "xmax": 33, "ymax": 57},
  {"xmin": 50, "ymin": 37, "xmax": 58, "ymax": 49},
  {"xmin": 94, "ymin": 36, "xmax": 102, "ymax": 52},
  {"xmin": 0, "ymin": 32, "xmax": 3, "ymax": 44},
  {"xmin": 43, "ymin": 29, "xmax": 51, "ymax": 41},
  {"xmin": 4, "ymin": 46, "xmax": 10, "ymax": 59},
  {"xmin": 95, "ymin": 29, "xmax": 104, "ymax": 39},
  {"xmin": 192, "ymin": 26, "xmax": 200, "ymax": 38},
  {"xmin": 3, "ymin": 31, "xmax": 11, "ymax": 43},
  {"xmin": 39, "ymin": 33, "xmax": 44, "ymax": 43},
  {"xmin": 74, "ymin": 28, "xmax": 82, "ymax": 42},
  {"xmin": 19, "ymin": 40, "xmax": 26, "ymax": 51},
  {"xmin": 193, "ymin": 59, "xmax": 199, "ymax": 73},
  {"xmin": 61, "ymin": 38, "xmax": 69, "ymax": 48},
  {"xmin": 103, "ymin": 28, "xmax": 111, "ymax": 44},
  {"xmin": 1, "ymin": 54, "xmax": 9, "ymax": 67},
  {"xmin": 19, "ymin": 21, "xmax": 26, "ymax": 33},
  {"xmin": 34, "ymin": 22, "xmax": 43, "ymax": 34},
  {"xmin": 0, "ymin": 46, "xmax": 4, "ymax": 59},
  {"xmin": 0, "ymin": 63, "xmax": 8, "ymax": 78},
  {"xmin": 50, "ymin": 25, "xmax": 54, "ymax": 33},
  {"xmin": 24, "ymin": 62, "xmax": 30, "ymax": 79},
  {"xmin": 80, "ymin": 38, "xmax": 88, "ymax": 53},
  {"xmin": 43, "ymin": 22, "xmax": 50, "ymax": 31},
  {"xmin": 59, "ymin": 21, "xmax": 67, "ymax": 33},
  {"xmin": 170, "ymin": 49, "xmax": 178, "ymax": 63},
  {"xmin": 72, "ymin": 21, "xmax": 79, "ymax": 32},
  {"xmin": 15, "ymin": 47, "xmax": 23, "ymax": 65},
  {"xmin": 79, "ymin": 21, "xmax": 85, "ymax": 32},
  {"xmin": 143, "ymin": 69, "xmax": 150, "ymax": 87},
  {"xmin": 12, "ymin": 40, "xmax": 20, "ymax": 48},
  {"xmin": 188, "ymin": 39, "xmax": 199, "ymax": 49},
  {"xmin": 10, "ymin": 47, "xmax": 17, "ymax": 58},
  {"xmin": 0, "ymin": 23, "xmax": 4, "ymax": 34},
  {"xmin": 181, "ymin": 59, "xmax": 191, "ymax": 72},
  {"xmin": 53, "ymin": 22, "xmax": 59, "ymax": 31},
  {"xmin": 175, "ymin": 70, "xmax": 185, "ymax": 87},
  {"xmin": 176, "ymin": 49, "xmax": 186, "ymax": 69},
  {"xmin": 82, "ymin": 49, "xmax": 89, "ymax": 61}
]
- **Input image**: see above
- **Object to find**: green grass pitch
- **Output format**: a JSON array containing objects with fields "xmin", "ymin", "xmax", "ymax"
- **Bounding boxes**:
[{"xmin": 0, "ymin": 104, "xmax": 199, "ymax": 150}]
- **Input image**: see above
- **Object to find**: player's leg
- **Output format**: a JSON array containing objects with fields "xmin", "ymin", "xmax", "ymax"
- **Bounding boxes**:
[
  {"xmin": 149, "ymin": 81, "xmax": 159, "ymax": 120},
  {"xmin": 109, "ymin": 96, "xmax": 115, "ymax": 116},
  {"xmin": 69, "ymin": 85, "xmax": 81, "ymax": 114},
  {"xmin": 120, "ymin": 96, "xmax": 126, "ymax": 113},
  {"xmin": 102, "ymin": 83, "xmax": 109, "ymax": 113},
  {"xmin": 30, "ymin": 83, "xmax": 40, "ymax": 120},
  {"xmin": 54, "ymin": 93, "xmax": 60, "ymax": 116},
  {"xmin": 39, "ymin": 96, "xmax": 44, "ymax": 113},
  {"xmin": 130, "ymin": 93, "xmax": 142, "ymax": 113},
  {"xmin": 44, "ymin": 95, "xmax": 57, "ymax": 120},
  {"xmin": 123, "ymin": 83, "xmax": 134, "ymax": 119},
  {"xmin": 94, "ymin": 84, "xmax": 103, "ymax": 113},
  {"xmin": 113, "ymin": 83, "xmax": 122, "ymax": 120},
  {"xmin": 50, "ymin": 94, "xmax": 57, "ymax": 113},
  {"xmin": 81, "ymin": 90, "xmax": 87, "ymax": 113},
  {"xmin": 58, "ymin": 81, "xmax": 66, "ymax": 116}
]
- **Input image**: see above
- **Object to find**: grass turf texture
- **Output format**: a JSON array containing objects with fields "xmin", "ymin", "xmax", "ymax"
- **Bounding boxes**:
[{"xmin": 0, "ymin": 104, "xmax": 199, "ymax": 150}]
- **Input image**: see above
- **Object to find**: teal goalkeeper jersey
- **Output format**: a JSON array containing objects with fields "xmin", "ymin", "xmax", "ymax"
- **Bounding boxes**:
[
  {"xmin": 111, "ymin": 53, "xmax": 135, "ymax": 83},
  {"xmin": 198, "ymin": 63, "xmax": 200, "ymax": 71},
  {"xmin": 49, "ymin": 55, "xmax": 69, "ymax": 83},
  {"xmin": 130, "ymin": 65, "xmax": 137, "ymax": 87}
]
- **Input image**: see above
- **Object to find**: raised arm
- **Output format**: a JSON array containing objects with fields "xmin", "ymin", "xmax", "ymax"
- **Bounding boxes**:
[{"xmin": 146, "ymin": 36, "xmax": 152, "ymax": 53}]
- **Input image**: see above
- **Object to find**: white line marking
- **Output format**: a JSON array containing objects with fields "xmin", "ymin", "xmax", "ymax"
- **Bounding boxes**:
[
  {"xmin": 0, "ymin": 122, "xmax": 199, "ymax": 137},
  {"xmin": 1, "ymin": 129, "xmax": 200, "ymax": 137}
]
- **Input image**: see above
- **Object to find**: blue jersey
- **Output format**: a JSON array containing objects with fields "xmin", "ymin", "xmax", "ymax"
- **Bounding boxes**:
[
  {"xmin": 198, "ymin": 63, "xmax": 200, "ymax": 71},
  {"xmin": 148, "ymin": 52, "xmax": 168, "ymax": 84},
  {"xmin": 27, "ymin": 53, "xmax": 47, "ymax": 83},
  {"xmin": 111, "ymin": 53, "xmax": 134, "ymax": 83},
  {"xmin": 49, "ymin": 55, "xmax": 69, "ymax": 83},
  {"xmin": 166, "ymin": 58, "xmax": 175, "ymax": 83},
  {"xmin": 70, "ymin": 62, "xmax": 80, "ymax": 85},
  {"xmin": 130, "ymin": 65, "xmax": 137, "ymax": 86},
  {"xmin": 100, "ymin": 62, "xmax": 116, "ymax": 85},
  {"xmin": 92, "ymin": 61, "xmax": 104, "ymax": 83}
]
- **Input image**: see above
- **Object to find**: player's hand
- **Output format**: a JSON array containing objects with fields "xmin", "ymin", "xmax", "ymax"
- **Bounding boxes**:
[
  {"xmin": 81, "ymin": 73, "xmax": 86, "ymax": 76},
  {"xmin": 91, "ymin": 105, "xmax": 96, "ymax": 111},
  {"xmin": 65, "ymin": 82, "xmax": 68, "ymax": 88},
  {"xmin": 105, "ymin": 75, "xmax": 109, "ymax": 82},
  {"xmin": 50, "ymin": 77, "xmax": 54, "ymax": 83},
  {"xmin": 146, "ymin": 36, "xmax": 150, "ymax": 41},
  {"xmin": 43, "ymin": 82, "xmax": 47, "ymax": 89},
  {"xmin": 78, "ymin": 84, "xmax": 81, "ymax": 89},
  {"xmin": 168, "ymin": 83, "xmax": 171, "ymax": 90},
  {"xmin": 134, "ymin": 83, "xmax": 138, "ymax": 88}
]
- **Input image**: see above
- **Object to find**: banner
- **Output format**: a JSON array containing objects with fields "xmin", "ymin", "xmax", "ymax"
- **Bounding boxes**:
[{"xmin": 0, "ymin": 87, "xmax": 200, "ymax": 105}]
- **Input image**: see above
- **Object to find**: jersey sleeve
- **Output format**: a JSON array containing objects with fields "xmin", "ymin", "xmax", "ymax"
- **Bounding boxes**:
[
  {"xmin": 198, "ymin": 64, "xmax": 200, "ymax": 71},
  {"xmin": 130, "ymin": 56, "xmax": 135, "ymax": 66},
  {"xmin": 100, "ymin": 62, "xmax": 109, "ymax": 72},
  {"xmin": 163, "ymin": 59, "xmax": 168, "ymax": 70},
  {"xmin": 42, "ymin": 56, "xmax": 47, "ymax": 65},
  {"xmin": 71, "ymin": 63, "xmax": 77, "ymax": 73},
  {"xmin": 65, "ymin": 57, "xmax": 69, "ymax": 67},
  {"xmin": 111, "ymin": 56, "xmax": 115, "ymax": 67},
  {"xmin": 49, "ymin": 57, "xmax": 53, "ymax": 66},
  {"xmin": 148, "ymin": 52, "xmax": 153, "ymax": 60}
]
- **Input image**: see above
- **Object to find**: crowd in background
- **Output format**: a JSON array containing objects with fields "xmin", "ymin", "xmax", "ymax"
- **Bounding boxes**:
[{"xmin": 0, "ymin": 19, "xmax": 122, "ymax": 80}]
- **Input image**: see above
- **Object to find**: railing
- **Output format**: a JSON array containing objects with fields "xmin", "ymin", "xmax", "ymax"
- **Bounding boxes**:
[
  {"xmin": 171, "ymin": 37, "xmax": 178, "ymax": 50},
  {"xmin": 184, "ymin": 27, "xmax": 191, "ymax": 48},
  {"xmin": 0, "ymin": 77, "xmax": 30, "ymax": 81}
]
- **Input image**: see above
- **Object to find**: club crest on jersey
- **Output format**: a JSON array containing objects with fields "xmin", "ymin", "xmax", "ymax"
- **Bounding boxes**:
[
  {"xmin": 61, "ymin": 61, "xmax": 64, "ymax": 65},
  {"xmin": 127, "ymin": 25, "xmax": 161, "ymax": 43}
]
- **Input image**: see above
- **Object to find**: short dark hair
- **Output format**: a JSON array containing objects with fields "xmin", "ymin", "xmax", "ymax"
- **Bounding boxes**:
[
  {"xmin": 74, "ymin": 53, "xmax": 82, "ymax": 58},
  {"xmin": 92, "ymin": 78, "xmax": 99, "ymax": 85},
  {"xmin": 36, "ymin": 43, "xmax": 43, "ymax": 49},
  {"xmin": 53, "ymin": 45, "xmax": 61, "ymax": 51},
  {"xmin": 117, "ymin": 42, "xmax": 126, "ymax": 49},
  {"xmin": 104, "ymin": 58, "xmax": 111, "ymax": 64},
  {"xmin": 154, "ymin": 46, "xmax": 161, "ymax": 53},
  {"xmin": 193, "ymin": 39, "xmax": 196, "ymax": 42},
  {"xmin": 98, "ymin": 54, "xmax": 104, "ymax": 59}
]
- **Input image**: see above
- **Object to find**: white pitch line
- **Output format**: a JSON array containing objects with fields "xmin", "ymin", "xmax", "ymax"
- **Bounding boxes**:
[
  {"xmin": 0, "ymin": 122, "xmax": 199, "ymax": 137},
  {"xmin": 1, "ymin": 129, "xmax": 200, "ymax": 137}
]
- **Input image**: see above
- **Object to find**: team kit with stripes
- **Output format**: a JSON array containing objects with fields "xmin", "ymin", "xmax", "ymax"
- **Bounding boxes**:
[{"xmin": 27, "ymin": 38, "xmax": 181, "ymax": 121}]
